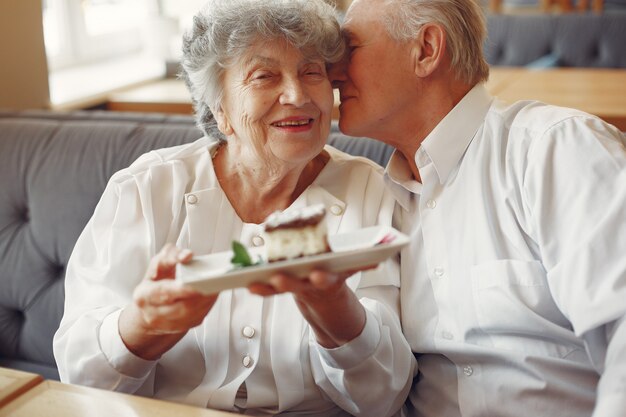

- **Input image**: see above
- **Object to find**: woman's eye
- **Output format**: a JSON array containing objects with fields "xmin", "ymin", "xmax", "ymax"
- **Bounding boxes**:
[
  {"xmin": 303, "ymin": 65, "xmax": 325, "ymax": 77},
  {"xmin": 251, "ymin": 72, "xmax": 273, "ymax": 81}
]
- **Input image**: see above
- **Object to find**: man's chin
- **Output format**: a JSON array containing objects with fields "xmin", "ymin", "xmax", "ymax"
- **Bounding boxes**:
[
  {"xmin": 338, "ymin": 113, "xmax": 367, "ymax": 138},
  {"xmin": 337, "ymin": 115, "xmax": 357, "ymax": 136}
]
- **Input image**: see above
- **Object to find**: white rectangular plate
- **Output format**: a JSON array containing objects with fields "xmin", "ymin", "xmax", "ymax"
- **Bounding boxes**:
[{"xmin": 177, "ymin": 225, "xmax": 409, "ymax": 294}]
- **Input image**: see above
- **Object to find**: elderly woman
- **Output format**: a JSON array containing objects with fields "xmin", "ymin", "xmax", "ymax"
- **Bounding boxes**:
[{"xmin": 53, "ymin": 0, "xmax": 415, "ymax": 415}]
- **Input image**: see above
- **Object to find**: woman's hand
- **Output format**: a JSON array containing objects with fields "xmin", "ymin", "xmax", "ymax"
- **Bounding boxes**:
[
  {"xmin": 119, "ymin": 244, "xmax": 218, "ymax": 360},
  {"xmin": 249, "ymin": 267, "xmax": 375, "ymax": 348}
]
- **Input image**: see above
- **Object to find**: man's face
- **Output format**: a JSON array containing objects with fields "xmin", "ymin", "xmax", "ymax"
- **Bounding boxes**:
[{"xmin": 331, "ymin": 0, "xmax": 416, "ymax": 141}]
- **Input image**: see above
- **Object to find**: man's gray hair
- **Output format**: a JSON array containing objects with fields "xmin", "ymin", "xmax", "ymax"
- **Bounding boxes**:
[
  {"xmin": 180, "ymin": 0, "xmax": 344, "ymax": 139},
  {"xmin": 382, "ymin": 0, "xmax": 489, "ymax": 85}
]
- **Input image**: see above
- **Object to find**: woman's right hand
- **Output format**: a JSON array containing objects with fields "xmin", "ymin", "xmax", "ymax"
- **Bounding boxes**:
[{"xmin": 119, "ymin": 244, "xmax": 218, "ymax": 360}]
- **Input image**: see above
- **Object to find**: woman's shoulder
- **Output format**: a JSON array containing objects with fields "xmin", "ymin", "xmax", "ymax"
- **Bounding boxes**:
[
  {"xmin": 324, "ymin": 145, "xmax": 386, "ymax": 175},
  {"xmin": 111, "ymin": 136, "xmax": 218, "ymax": 182},
  {"xmin": 316, "ymin": 145, "xmax": 386, "ymax": 197}
]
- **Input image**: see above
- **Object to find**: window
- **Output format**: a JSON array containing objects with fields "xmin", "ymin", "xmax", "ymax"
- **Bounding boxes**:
[{"xmin": 43, "ymin": 0, "xmax": 159, "ymax": 70}]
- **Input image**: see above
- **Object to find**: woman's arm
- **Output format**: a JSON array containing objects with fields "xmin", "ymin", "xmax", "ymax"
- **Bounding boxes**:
[
  {"xmin": 53, "ymin": 161, "xmax": 216, "ymax": 393},
  {"xmin": 119, "ymin": 244, "xmax": 218, "ymax": 360},
  {"xmin": 250, "ymin": 263, "xmax": 416, "ymax": 417},
  {"xmin": 254, "ymin": 269, "xmax": 367, "ymax": 348}
]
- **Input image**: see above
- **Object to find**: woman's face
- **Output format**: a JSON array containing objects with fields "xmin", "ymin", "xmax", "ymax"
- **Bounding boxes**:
[{"xmin": 217, "ymin": 39, "xmax": 333, "ymax": 166}]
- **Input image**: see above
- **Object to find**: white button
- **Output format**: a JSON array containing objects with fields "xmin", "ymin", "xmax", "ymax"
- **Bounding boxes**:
[
  {"xmin": 426, "ymin": 199, "xmax": 437, "ymax": 209},
  {"xmin": 186, "ymin": 194, "xmax": 198, "ymax": 205},
  {"xmin": 463, "ymin": 365, "xmax": 473, "ymax": 376},
  {"xmin": 329, "ymin": 204, "xmax": 344, "ymax": 216},
  {"xmin": 251, "ymin": 236, "xmax": 264, "ymax": 247},
  {"xmin": 441, "ymin": 331, "xmax": 454, "ymax": 340},
  {"xmin": 242, "ymin": 355, "xmax": 253, "ymax": 368},
  {"xmin": 433, "ymin": 267, "xmax": 445, "ymax": 277},
  {"xmin": 242, "ymin": 326, "xmax": 255, "ymax": 338}
]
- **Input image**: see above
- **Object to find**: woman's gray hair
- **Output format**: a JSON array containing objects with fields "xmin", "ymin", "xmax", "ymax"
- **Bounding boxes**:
[
  {"xmin": 180, "ymin": 0, "xmax": 344, "ymax": 139},
  {"xmin": 382, "ymin": 0, "xmax": 489, "ymax": 85}
]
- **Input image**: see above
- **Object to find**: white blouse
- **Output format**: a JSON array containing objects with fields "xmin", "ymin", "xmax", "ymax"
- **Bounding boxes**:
[{"xmin": 53, "ymin": 139, "xmax": 416, "ymax": 417}]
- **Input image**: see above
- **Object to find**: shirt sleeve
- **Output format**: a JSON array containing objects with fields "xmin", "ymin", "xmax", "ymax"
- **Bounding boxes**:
[
  {"xmin": 53, "ymin": 160, "xmax": 177, "ymax": 393},
  {"xmin": 309, "ymin": 269, "xmax": 416, "ymax": 417},
  {"xmin": 524, "ymin": 116, "xmax": 626, "ymax": 416}
]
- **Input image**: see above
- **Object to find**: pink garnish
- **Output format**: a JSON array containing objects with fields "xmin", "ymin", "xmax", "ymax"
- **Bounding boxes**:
[{"xmin": 376, "ymin": 233, "xmax": 396, "ymax": 245}]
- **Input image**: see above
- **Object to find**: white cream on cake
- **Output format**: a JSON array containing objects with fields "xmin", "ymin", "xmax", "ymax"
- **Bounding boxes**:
[{"xmin": 262, "ymin": 204, "xmax": 330, "ymax": 262}]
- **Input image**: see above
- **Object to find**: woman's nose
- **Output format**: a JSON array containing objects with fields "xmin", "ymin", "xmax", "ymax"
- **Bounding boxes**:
[{"xmin": 279, "ymin": 78, "xmax": 310, "ymax": 107}]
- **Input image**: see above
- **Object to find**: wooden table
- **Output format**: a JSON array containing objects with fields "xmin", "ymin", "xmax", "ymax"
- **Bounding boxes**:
[
  {"xmin": 488, "ymin": 0, "xmax": 603, "ymax": 12},
  {"xmin": 0, "ymin": 368, "xmax": 43, "ymax": 408},
  {"xmin": 0, "ymin": 379, "xmax": 238, "ymax": 417},
  {"xmin": 107, "ymin": 79, "xmax": 194, "ymax": 115},
  {"xmin": 488, "ymin": 67, "xmax": 626, "ymax": 130}
]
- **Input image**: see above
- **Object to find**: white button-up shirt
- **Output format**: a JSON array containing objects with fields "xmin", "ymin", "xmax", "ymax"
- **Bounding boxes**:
[
  {"xmin": 54, "ymin": 139, "xmax": 416, "ymax": 417},
  {"xmin": 388, "ymin": 85, "xmax": 626, "ymax": 417}
]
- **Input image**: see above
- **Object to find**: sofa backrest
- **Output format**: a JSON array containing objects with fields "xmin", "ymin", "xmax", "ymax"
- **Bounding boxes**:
[
  {"xmin": 485, "ymin": 12, "xmax": 626, "ymax": 68},
  {"xmin": 0, "ymin": 110, "xmax": 393, "ymax": 379}
]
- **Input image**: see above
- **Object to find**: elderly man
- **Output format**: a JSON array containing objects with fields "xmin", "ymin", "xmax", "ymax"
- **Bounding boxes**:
[{"xmin": 331, "ymin": 0, "xmax": 626, "ymax": 416}]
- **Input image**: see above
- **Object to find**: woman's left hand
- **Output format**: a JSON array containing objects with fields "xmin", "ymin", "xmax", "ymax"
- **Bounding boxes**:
[{"xmin": 248, "ymin": 268, "xmax": 373, "ymax": 348}]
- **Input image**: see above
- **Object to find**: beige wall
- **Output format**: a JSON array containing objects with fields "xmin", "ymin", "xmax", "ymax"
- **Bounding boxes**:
[{"xmin": 0, "ymin": 0, "xmax": 50, "ymax": 110}]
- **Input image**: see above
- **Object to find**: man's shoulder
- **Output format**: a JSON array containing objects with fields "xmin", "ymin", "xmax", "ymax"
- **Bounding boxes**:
[{"xmin": 487, "ymin": 99, "xmax": 601, "ymax": 140}]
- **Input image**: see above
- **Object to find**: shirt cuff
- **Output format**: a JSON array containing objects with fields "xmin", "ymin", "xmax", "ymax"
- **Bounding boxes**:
[
  {"xmin": 315, "ymin": 309, "xmax": 381, "ymax": 370},
  {"xmin": 99, "ymin": 309, "xmax": 156, "ymax": 379}
]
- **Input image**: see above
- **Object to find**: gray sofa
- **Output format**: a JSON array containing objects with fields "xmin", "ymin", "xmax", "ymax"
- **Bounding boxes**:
[
  {"xmin": 485, "ymin": 12, "xmax": 626, "ymax": 68},
  {"xmin": 0, "ymin": 110, "xmax": 393, "ymax": 380}
]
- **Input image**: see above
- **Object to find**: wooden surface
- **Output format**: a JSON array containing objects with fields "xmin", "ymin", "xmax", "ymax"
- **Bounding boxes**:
[
  {"xmin": 0, "ymin": 380, "xmax": 238, "ymax": 417},
  {"xmin": 484, "ymin": 67, "xmax": 527, "ymax": 95},
  {"xmin": 489, "ymin": 0, "xmax": 603, "ymax": 12},
  {"xmin": 0, "ymin": 368, "xmax": 43, "ymax": 408},
  {"xmin": 489, "ymin": 67, "xmax": 626, "ymax": 130},
  {"xmin": 107, "ymin": 78, "xmax": 194, "ymax": 115}
]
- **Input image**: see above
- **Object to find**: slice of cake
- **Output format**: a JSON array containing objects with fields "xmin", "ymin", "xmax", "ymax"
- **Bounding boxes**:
[{"xmin": 262, "ymin": 204, "xmax": 331, "ymax": 262}]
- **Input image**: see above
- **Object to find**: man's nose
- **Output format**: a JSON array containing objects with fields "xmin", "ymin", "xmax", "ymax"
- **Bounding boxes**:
[{"xmin": 328, "ymin": 53, "xmax": 348, "ymax": 88}]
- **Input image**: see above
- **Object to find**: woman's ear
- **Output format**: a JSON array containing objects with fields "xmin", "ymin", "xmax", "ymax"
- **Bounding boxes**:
[
  {"xmin": 410, "ymin": 23, "xmax": 447, "ymax": 78},
  {"xmin": 214, "ymin": 108, "xmax": 234, "ymax": 136}
]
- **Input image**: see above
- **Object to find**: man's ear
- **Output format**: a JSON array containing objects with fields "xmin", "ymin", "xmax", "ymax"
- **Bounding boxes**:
[
  {"xmin": 410, "ymin": 23, "xmax": 446, "ymax": 78},
  {"xmin": 214, "ymin": 108, "xmax": 234, "ymax": 136}
]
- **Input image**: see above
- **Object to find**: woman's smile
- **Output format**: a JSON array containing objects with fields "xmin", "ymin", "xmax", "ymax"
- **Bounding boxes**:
[{"xmin": 271, "ymin": 116, "xmax": 316, "ymax": 133}]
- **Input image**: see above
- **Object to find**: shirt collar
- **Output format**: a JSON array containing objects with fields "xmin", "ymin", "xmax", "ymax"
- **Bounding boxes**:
[
  {"xmin": 420, "ymin": 83, "xmax": 493, "ymax": 184},
  {"xmin": 384, "ymin": 150, "xmax": 422, "ymax": 211}
]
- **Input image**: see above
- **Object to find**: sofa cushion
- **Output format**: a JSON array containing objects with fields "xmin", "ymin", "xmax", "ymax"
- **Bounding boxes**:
[
  {"xmin": 0, "ymin": 114, "xmax": 204, "ymax": 379},
  {"xmin": 485, "ymin": 12, "xmax": 626, "ymax": 68}
]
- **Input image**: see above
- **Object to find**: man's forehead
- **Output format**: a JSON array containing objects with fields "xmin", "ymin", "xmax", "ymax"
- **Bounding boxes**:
[{"xmin": 343, "ymin": 0, "xmax": 385, "ymax": 30}]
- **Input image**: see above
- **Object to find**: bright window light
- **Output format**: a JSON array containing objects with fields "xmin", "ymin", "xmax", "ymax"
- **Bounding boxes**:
[
  {"xmin": 82, "ymin": 0, "xmax": 147, "ymax": 36},
  {"xmin": 43, "ymin": 0, "xmax": 159, "ymax": 70}
]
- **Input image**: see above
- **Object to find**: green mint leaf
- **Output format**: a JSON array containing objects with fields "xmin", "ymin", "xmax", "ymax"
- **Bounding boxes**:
[{"xmin": 231, "ymin": 240, "xmax": 255, "ymax": 267}]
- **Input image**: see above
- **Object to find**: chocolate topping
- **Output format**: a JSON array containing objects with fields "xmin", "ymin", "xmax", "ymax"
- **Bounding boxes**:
[{"xmin": 263, "ymin": 204, "xmax": 326, "ymax": 232}]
